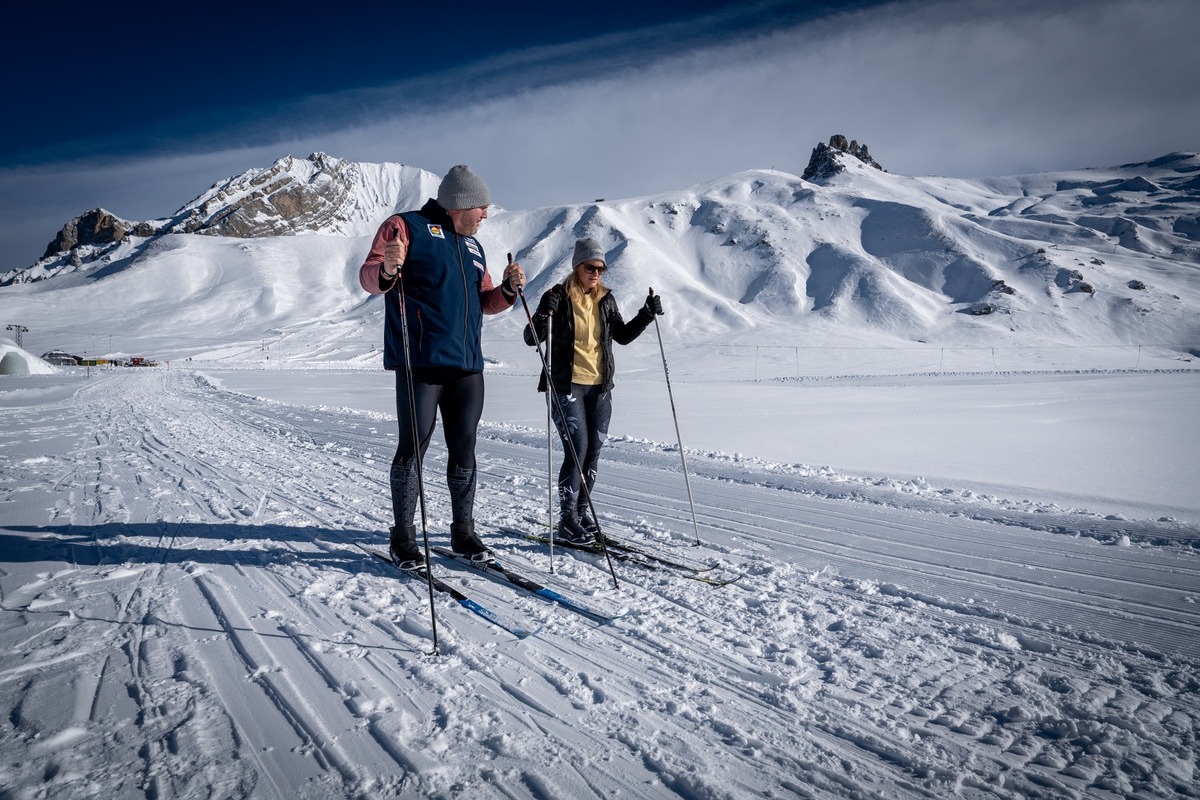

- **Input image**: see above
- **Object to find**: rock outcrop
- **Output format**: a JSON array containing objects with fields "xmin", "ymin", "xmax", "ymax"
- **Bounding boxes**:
[
  {"xmin": 166, "ymin": 152, "xmax": 376, "ymax": 238},
  {"xmin": 6, "ymin": 153, "xmax": 435, "ymax": 284},
  {"xmin": 42, "ymin": 209, "xmax": 129, "ymax": 260},
  {"xmin": 802, "ymin": 135, "xmax": 885, "ymax": 181}
]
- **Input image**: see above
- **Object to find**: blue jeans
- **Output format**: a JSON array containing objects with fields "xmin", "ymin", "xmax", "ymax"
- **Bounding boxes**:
[{"xmin": 551, "ymin": 383, "xmax": 612, "ymax": 517}]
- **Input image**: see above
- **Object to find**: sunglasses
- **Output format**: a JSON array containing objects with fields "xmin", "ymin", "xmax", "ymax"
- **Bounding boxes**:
[{"xmin": 580, "ymin": 263, "xmax": 607, "ymax": 275}]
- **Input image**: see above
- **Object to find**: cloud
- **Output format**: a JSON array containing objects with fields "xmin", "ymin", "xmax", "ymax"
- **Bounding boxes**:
[
  {"xmin": 2, "ymin": 0, "xmax": 1196, "ymax": 269},
  {"xmin": 288, "ymin": 0, "xmax": 1200, "ymax": 200}
]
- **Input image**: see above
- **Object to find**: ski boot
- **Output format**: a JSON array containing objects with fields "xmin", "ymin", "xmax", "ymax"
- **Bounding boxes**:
[
  {"xmin": 389, "ymin": 524, "xmax": 424, "ymax": 570},
  {"xmin": 577, "ymin": 506, "xmax": 600, "ymax": 537},
  {"xmin": 451, "ymin": 521, "xmax": 494, "ymax": 564},
  {"xmin": 557, "ymin": 514, "xmax": 597, "ymax": 547}
]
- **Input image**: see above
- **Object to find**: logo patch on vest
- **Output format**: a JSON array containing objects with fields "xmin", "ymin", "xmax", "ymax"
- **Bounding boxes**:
[
  {"xmin": 464, "ymin": 239, "xmax": 482, "ymax": 257},
  {"xmin": 427, "ymin": 224, "xmax": 445, "ymax": 239}
]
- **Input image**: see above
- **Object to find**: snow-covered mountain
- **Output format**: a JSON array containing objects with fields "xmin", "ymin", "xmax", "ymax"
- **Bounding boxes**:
[{"xmin": 2, "ymin": 146, "xmax": 1198, "ymax": 363}]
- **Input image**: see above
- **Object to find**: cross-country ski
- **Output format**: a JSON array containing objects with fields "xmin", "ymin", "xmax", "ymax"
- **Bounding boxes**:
[
  {"xmin": 523, "ymin": 532, "xmax": 744, "ymax": 586},
  {"xmin": 519, "ymin": 516, "xmax": 744, "ymax": 585},
  {"xmin": 432, "ymin": 546, "xmax": 629, "ymax": 623},
  {"xmin": 357, "ymin": 543, "xmax": 541, "ymax": 640}
]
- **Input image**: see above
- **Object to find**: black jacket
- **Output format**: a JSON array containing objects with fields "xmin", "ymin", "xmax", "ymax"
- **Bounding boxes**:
[{"xmin": 523, "ymin": 284, "xmax": 653, "ymax": 393}]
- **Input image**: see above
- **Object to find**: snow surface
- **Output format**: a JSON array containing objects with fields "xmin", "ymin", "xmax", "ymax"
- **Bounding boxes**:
[
  {"xmin": 1, "ymin": 360, "xmax": 1197, "ymax": 799},
  {"xmin": 1, "ymin": 153, "xmax": 1199, "ymax": 798}
]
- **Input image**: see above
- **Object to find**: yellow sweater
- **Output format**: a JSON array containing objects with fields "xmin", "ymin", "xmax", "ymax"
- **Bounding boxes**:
[{"xmin": 571, "ymin": 290, "xmax": 604, "ymax": 385}]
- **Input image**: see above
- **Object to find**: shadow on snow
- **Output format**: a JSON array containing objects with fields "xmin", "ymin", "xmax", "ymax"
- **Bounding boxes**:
[{"xmin": 0, "ymin": 522, "xmax": 386, "ymax": 572}]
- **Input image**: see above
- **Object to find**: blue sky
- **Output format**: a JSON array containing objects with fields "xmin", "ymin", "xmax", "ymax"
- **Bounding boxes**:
[{"xmin": 2, "ymin": 0, "xmax": 1197, "ymax": 270}]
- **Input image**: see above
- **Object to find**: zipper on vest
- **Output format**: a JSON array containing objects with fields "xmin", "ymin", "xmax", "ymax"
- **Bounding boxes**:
[{"xmin": 456, "ymin": 236, "xmax": 469, "ymax": 368}]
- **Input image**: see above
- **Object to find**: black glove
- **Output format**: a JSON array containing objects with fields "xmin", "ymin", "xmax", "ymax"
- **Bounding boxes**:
[
  {"xmin": 644, "ymin": 292, "xmax": 663, "ymax": 316},
  {"xmin": 537, "ymin": 290, "xmax": 561, "ymax": 316}
]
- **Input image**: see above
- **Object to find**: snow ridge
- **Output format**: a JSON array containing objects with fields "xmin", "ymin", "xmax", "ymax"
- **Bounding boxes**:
[{"xmin": 2, "ymin": 151, "xmax": 1198, "ymax": 363}]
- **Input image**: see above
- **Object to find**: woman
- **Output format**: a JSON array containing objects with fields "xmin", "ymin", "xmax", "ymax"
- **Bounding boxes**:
[{"xmin": 523, "ymin": 237, "xmax": 663, "ymax": 545}]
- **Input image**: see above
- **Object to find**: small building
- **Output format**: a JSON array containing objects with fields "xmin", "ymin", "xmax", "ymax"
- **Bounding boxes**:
[{"xmin": 41, "ymin": 350, "xmax": 79, "ymax": 366}]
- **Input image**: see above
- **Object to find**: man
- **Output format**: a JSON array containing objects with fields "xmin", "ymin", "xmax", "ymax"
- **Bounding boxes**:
[{"xmin": 359, "ymin": 165, "xmax": 525, "ymax": 567}]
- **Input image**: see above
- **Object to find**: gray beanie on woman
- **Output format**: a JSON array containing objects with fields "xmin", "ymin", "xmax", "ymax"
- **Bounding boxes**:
[
  {"xmin": 572, "ymin": 237, "xmax": 606, "ymax": 266},
  {"xmin": 437, "ymin": 165, "xmax": 490, "ymax": 209}
]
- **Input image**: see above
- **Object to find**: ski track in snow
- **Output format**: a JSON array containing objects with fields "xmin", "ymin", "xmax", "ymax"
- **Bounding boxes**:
[{"xmin": 1, "ymin": 370, "xmax": 1198, "ymax": 799}]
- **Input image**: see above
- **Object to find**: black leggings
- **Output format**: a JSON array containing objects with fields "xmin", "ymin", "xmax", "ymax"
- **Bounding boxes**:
[
  {"xmin": 390, "ymin": 368, "xmax": 484, "ymax": 527},
  {"xmin": 551, "ymin": 383, "xmax": 613, "ymax": 514}
]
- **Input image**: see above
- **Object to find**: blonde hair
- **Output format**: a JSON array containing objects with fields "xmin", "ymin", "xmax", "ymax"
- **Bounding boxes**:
[{"xmin": 565, "ymin": 263, "xmax": 607, "ymax": 304}]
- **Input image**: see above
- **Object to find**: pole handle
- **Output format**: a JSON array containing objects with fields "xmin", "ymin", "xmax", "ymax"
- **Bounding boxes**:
[{"xmin": 508, "ymin": 252, "xmax": 527, "ymax": 300}]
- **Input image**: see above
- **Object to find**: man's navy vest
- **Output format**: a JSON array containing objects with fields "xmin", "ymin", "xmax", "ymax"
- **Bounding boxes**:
[{"xmin": 382, "ymin": 203, "xmax": 488, "ymax": 372}]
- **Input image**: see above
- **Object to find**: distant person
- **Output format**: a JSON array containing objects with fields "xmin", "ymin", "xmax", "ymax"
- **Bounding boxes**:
[
  {"xmin": 359, "ymin": 165, "xmax": 525, "ymax": 567},
  {"xmin": 523, "ymin": 237, "xmax": 663, "ymax": 544}
]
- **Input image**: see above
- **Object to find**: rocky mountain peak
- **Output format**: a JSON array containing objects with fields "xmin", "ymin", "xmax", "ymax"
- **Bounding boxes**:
[
  {"xmin": 6, "ymin": 153, "xmax": 436, "ymax": 285},
  {"xmin": 802, "ymin": 135, "xmax": 885, "ymax": 181},
  {"xmin": 41, "ymin": 208, "xmax": 131, "ymax": 260},
  {"xmin": 165, "ymin": 152, "xmax": 379, "ymax": 238}
]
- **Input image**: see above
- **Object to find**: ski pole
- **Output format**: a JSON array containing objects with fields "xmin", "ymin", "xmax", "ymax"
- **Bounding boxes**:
[
  {"xmin": 546, "ymin": 321, "xmax": 555, "ymax": 573},
  {"xmin": 393, "ymin": 231, "xmax": 440, "ymax": 654},
  {"xmin": 649, "ymin": 288, "xmax": 701, "ymax": 546},
  {"xmin": 513, "ymin": 253, "xmax": 620, "ymax": 589}
]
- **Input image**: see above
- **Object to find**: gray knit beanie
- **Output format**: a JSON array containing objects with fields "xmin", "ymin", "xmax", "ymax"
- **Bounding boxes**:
[
  {"xmin": 437, "ymin": 165, "xmax": 490, "ymax": 209},
  {"xmin": 572, "ymin": 238, "xmax": 606, "ymax": 267}
]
